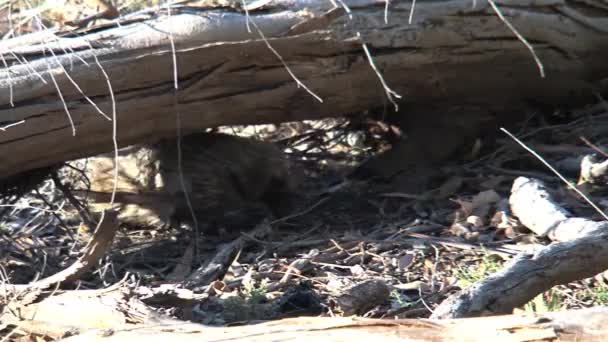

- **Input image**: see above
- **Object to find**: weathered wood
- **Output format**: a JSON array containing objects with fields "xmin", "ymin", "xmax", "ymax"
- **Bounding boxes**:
[
  {"xmin": 0, "ymin": 210, "xmax": 119, "ymax": 293},
  {"xmin": 432, "ymin": 177, "xmax": 608, "ymax": 319},
  {"xmin": 22, "ymin": 304, "xmax": 608, "ymax": 341},
  {"xmin": 508, "ymin": 177, "xmax": 598, "ymax": 241},
  {"xmin": 5, "ymin": 277, "xmax": 608, "ymax": 341},
  {"xmin": 0, "ymin": 0, "xmax": 607, "ymax": 178}
]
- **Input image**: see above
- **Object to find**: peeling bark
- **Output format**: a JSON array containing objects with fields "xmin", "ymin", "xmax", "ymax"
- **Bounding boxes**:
[{"xmin": 0, "ymin": 0, "xmax": 607, "ymax": 178}]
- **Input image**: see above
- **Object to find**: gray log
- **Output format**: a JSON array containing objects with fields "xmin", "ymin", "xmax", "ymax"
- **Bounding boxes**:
[{"xmin": 0, "ymin": 0, "xmax": 607, "ymax": 178}]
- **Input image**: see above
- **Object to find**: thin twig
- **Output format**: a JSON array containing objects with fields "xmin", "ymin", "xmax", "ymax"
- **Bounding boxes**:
[
  {"xmin": 408, "ymin": 0, "xmax": 415, "ymax": 24},
  {"xmin": 165, "ymin": 1, "xmax": 200, "ymax": 247},
  {"xmin": 45, "ymin": 62, "xmax": 76, "ymax": 135},
  {"xmin": 166, "ymin": 2, "xmax": 178, "ymax": 90},
  {"xmin": 358, "ymin": 33, "xmax": 402, "ymax": 110},
  {"xmin": 0, "ymin": 52, "xmax": 13, "ymax": 106},
  {"xmin": 335, "ymin": 0, "xmax": 353, "ymax": 19},
  {"xmin": 23, "ymin": 2, "xmax": 111, "ymax": 123},
  {"xmin": 9, "ymin": 52, "xmax": 47, "ymax": 83},
  {"xmin": 42, "ymin": 44, "xmax": 111, "ymax": 121},
  {"xmin": 269, "ymin": 196, "xmax": 330, "ymax": 225},
  {"xmin": 241, "ymin": 0, "xmax": 251, "ymax": 33},
  {"xmin": 248, "ymin": 18, "xmax": 323, "ymax": 103},
  {"xmin": 0, "ymin": 119, "xmax": 24, "ymax": 131},
  {"xmin": 487, "ymin": 0, "xmax": 545, "ymax": 78},
  {"xmin": 580, "ymin": 136, "xmax": 608, "ymax": 158},
  {"xmin": 501, "ymin": 127, "xmax": 608, "ymax": 221},
  {"xmin": 333, "ymin": 0, "xmax": 402, "ymax": 110}
]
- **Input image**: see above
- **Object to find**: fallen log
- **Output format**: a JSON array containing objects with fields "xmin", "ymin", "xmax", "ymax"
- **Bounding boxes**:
[
  {"xmin": 0, "ymin": 0, "xmax": 607, "ymax": 178},
  {"xmin": 63, "ymin": 308, "xmax": 608, "ymax": 341},
  {"xmin": 5, "ymin": 291, "xmax": 608, "ymax": 342}
]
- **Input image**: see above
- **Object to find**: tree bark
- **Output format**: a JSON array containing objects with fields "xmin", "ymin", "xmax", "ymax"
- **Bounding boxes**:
[{"xmin": 0, "ymin": 0, "xmax": 607, "ymax": 178}]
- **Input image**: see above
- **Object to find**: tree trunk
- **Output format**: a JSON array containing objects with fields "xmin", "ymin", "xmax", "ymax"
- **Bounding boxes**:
[{"xmin": 0, "ymin": 0, "xmax": 607, "ymax": 178}]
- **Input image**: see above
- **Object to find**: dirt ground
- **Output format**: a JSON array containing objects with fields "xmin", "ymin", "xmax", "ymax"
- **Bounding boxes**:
[{"xmin": 2, "ymin": 99, "xmax": 608, "ymax": 328}]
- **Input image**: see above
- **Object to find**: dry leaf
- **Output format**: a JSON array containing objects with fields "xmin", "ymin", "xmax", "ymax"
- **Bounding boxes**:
[{"xmin": 398, "ymin": 253, "xmax": 415, "ymax": 270}]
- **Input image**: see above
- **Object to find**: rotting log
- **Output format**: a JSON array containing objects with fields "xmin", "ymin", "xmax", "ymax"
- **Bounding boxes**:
[{"xmin": 0, "ymin": 0, "xmax": 608, "ymax": 178}]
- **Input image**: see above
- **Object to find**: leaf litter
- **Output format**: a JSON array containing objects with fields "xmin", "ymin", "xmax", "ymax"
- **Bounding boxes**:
[{"xmin": 2, "ymin": 100, "xmax": 608, "ymax": 329}]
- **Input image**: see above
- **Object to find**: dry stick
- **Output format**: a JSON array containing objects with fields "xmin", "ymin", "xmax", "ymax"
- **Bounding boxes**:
[
  {"xmin": 5, "ymin": 1, "xmax": 11, "ymax": 38},
  {"xmin": 0, "ymin": 51, "xmax": 13, "ymax": 106},
  {"xmin": 166, "ymin": 2, "xmax": 178, "ymax": 91},
  {"xmin": 430, "ymin": 244, "xmax": 440, "ymax": 292},
  {"xmin": 0, "ymin": 10, "xmax": 47, "ymax": 97},
  {"xmin": 64, "ymin": 0, "xmax": 119, "ymax": 28},
  {"xmin": 0, "ymin": 119, "xmax": 24, "ymax": 131},
  {"xmin": 21, "ymin": 0, "xmax": 88, "ymax": 67},
  {"xmin": 19, "ymin": 11, "xmax": 74, "ymax": 136},
  {"xmin": 487, "ymin": 0, "xmax": 545, "ymax": 78},
  {"xmin": 21, "ymin": 208, "xmax": 44, "ymax": 234},
  {"xmin": 0, "ymin": 265, "xmax": 9, "ymax": 301},
  {"xmin": 335, "ymin": 0, "xmax": 402, "ymax": 110},
  {"xmin": 28, "ymin": 3, "xmax": 121, "ymax": 285},
  {"xmin": 268, "ymin": 196, "xmax": 330, "ymax": 225},
  {"xmin": 51, "ymin": 172, "xmax": 95, "ymax": 226},
  {"xmin": 0, "ymin": 203, "xmax": 63, "ymax": 215},
  {"xmin": 432, "ymin": 212, "xmax": 608, "ymax": 318},
  {"xmin": 23, "ymin": 3, "xmax": 112, "ymax": 122},
  {"xmin": 248, "ymin": 17, "xmax": 323, "ymax": 103},
  {"xmin": 3, "ymin": 210, "xmax": 120, "ymax": 291},
  {"xmin": 8, "ymin": 52, "xmax": 47, "ymax": 83},
  {"xmin": 75, "ymin": 201, "xmax": 119, "ymax": 285},
  {"xmin": 501, "ymin": 127, "xmax": 608, "ymax": 221},
  {"xmin": 24, "ymin": 5, "xmax": 90, "ymax": 69},
  {"xmin": 38, "ymin": 28, "xmax": 119, "ymax": 240},
  {"xmin": 579, "ymin": 136, "xmax": 608, "ymax": 158},
  {"xmin": 3, "ymin": 5, "xmax": 44, "ymax": 83},
  {"xmin": 335, "ymin": 0, "xmax": 352, "ymax": 19},
  {"xmin": 39, "ymin": 43, "xmax": 111, "ymax": 121},
  {"xmin": 3, "ymin": 5, "xmax": 43, "ymax": 40},
  {"xmin": 0, "ymin": 325, "xmax": 19, "ymax": 342},
  {"xmin": 33, "ymin": 188, "xmax": 74, "ymax": 238},
  {"xmin": 408, "ymin": 0, "xmax": 415, "ymax": 24},
  {"xmin": 185, "ymin": 222, "xmax": 273, "ymax": 289},
  {"xmin": 359, "ymin": 33, "xmax": 402, "ymax": 110},
  {"xmin": 164, "ymin": 1, "xmax": 200, "ymax": 247},
  {"xmin": 79, "ymin": 39, "xmax": 119, "ymax": 203},
  {"xmin": 241, "ymin": 0, "xmax": 252, "ymax": 33},
  {"xmin": 66, "ymin": 31, "xmax": 119, "ymax": 208},
  {"xmin": 45, "ymin": 61, "xmax": 76, "ymax": 135}
]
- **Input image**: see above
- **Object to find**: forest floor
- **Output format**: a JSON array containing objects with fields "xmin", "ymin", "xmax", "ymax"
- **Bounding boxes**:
[{"xmin": 2, "ymin": 99, "xmax": 608, "ymax": 328}]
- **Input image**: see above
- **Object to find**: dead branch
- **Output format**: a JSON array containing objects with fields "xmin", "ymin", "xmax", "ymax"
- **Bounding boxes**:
[
  {"xmin": 508, "ymin": 177, "xmax": 603, "ymax": 241},
  {"xmin": 431, "ymin": 177, "xmax": 608, "ymax": 318},
  {"xmin": 1, "ymin": 210, "xmax": 119, "ymax": 293},
  {"xmin": 184, "ymin": 221, "xmax": 273, "ymax": 289}
]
